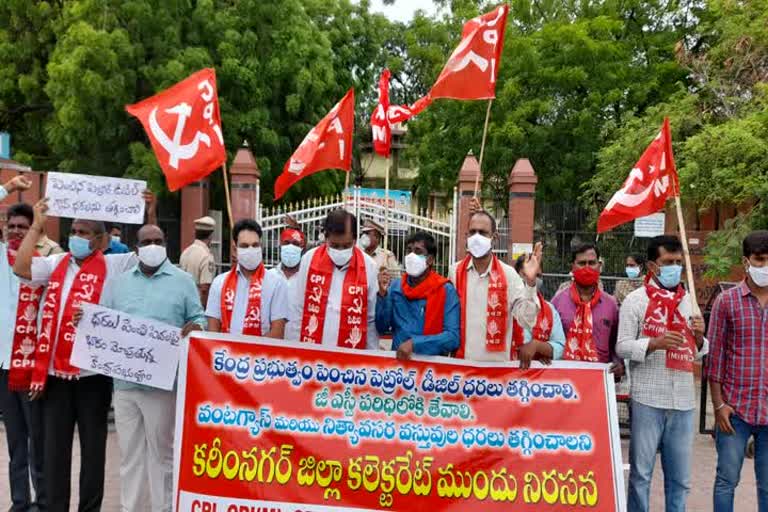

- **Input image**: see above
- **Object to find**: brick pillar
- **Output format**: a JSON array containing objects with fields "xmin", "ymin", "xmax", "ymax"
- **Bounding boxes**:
[
  {"xmin": 180, "ymin": 179, "xmax": 210, "ymax": 251},
  {"xmin": 230, "ymin": 144, "xmax": 260, "ymax": 223},
  {"xmin": 507, "ymin": 159, "xmax": 538, "ymax": 263},
  {"xmin": 455, "ymin": 152, "xmax": 481, "ymax": 260}
]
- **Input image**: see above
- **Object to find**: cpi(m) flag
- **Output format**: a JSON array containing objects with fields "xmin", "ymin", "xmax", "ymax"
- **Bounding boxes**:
[
  {"xmin": 597, "ymin": 118, "xmax": 679, "ymax": 233},
  {"xmin": 274, "ymin": 89, "xmax": 354, "ymax": 200},
  {"xmin": 429, "ymin": 4, "xmax": 509, "ymax": 100},
  {"xmin": 126, "ymin": 68, "xmax": 226, "ymax": 192},
  {"xmin": 371, "ymin": 69, "xmax": 392, "ymax": 157}
]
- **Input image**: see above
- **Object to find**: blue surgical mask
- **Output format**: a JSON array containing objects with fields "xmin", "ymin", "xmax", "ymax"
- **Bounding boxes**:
[
  {"xmin": 69, "ymin": 235, "xmax": 94, "ymax": 259},
  {"xmin": 656, "ymin": 264, "xmax": 682, "ymax": 289},
  {"xmin": 625, "ymin": 266, "xmax": 641, "ymax": 279},
  {"xmin": 280, "ymin": 244, "xmax": 302, "ymax": 268}
]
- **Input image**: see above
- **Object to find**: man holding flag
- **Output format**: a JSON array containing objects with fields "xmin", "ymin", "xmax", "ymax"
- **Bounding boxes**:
[{"xmin": 598, "ymin": 118, "xmax": 707, "ymax": 512}]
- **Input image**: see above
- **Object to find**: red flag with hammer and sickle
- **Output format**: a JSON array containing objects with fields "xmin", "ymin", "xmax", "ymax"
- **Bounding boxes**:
[
  {"xmin": 371, "ymin": 69, "xmax": 392, "ymax": 158},
  {"xmin": 126, "ymin": 68, "xmax": 226, "ymax": 192},
  {"xmin": 597, "ymin": 118, "xmax": 679, "ymax": 233},
  {"xmin": 274, "ymin": 89, "xmax": 355, "ymax": 200}
]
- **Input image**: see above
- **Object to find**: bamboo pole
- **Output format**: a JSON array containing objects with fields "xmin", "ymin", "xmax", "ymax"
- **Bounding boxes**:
[
  {"xmin": 674, "ymin": 195, "xmax": 702, "ymax": 316},
  {"xmin": 384, "ymin": 156, "xmax": 390, "ymax": 251},
  {"xmin": 474, "ymin": 99, "xmax": 494, "ymax": 196},
  {"xmin": 221, "ymin": 162, "xmax": 234, "ymax": 230}
]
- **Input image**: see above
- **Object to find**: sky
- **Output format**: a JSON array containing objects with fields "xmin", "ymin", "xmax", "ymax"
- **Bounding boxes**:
[{"xmin": 368, "ymin": 0, "xmax": 438, "ymax": 22}]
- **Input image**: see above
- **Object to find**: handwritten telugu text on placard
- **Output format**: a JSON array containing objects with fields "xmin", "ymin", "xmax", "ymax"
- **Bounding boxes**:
[{"xmin": 45, "ymin": 172, "xmax": 146, "ymax": 224}]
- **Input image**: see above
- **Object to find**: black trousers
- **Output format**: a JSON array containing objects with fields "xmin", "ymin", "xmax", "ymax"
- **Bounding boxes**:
[
  {"xmin": 42, "ymin": 375, "xmax": 112, "ymax": 512},
  {"xmin": 0, "ymin": 369, "xmax": 46, "ymax": 511}
]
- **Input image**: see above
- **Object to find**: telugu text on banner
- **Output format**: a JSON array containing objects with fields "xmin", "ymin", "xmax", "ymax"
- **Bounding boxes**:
[{"xmin": 45, "ymin": 172, "xmax": 147, "ymax": 224}]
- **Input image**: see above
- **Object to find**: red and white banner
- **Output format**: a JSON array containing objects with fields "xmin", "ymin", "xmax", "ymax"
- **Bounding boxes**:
[
  {"xmin": 126, "ymin": 68, "xmax": 226, "ymax": 192},
  {"xmin": 274, "ymin": 89, "xmax": 355, "ymax": 200},
  {"xmin": 371, "ymin": 70, "xmax": 392, "ymax": 157},
  {"xmin": 597, "ymin": 117, "xmax": 679, "ymax": 233},
  {"xmin": 173, "ymin": 333, "xmax": 626, "ymax": 512}
]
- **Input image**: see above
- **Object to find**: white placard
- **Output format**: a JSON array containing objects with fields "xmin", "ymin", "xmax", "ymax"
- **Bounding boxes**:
[
  {"xmin": 45, "ymin": 172, "xmax": 146, "ymax": 224},
  {"xmin": 634, "ymin": 213, "xmax": 666, "ymax": 238},
  {"xmin": 71, "ymin": 303, "xmax": 181, "ymax": 390},
  {"xmin": 511, "ymin": 242, "xmax": 534, "ymax": 259}
]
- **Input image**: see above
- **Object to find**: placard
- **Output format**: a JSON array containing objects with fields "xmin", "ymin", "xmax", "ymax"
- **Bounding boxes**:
[
  {"xmin": 633, "ymin": 213, "xmax": 665, "ymax": 238},
  {"xmin": 71, "ymin": 303, "xmax": 181, "ymax": 390},
  {"xmin": 45, "ymin": 172, "xmax": 146, "ymax": 224}
]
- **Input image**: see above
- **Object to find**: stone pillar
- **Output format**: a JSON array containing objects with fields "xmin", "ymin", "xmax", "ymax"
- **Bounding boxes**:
[
  {"xmin": 180, "ymin": 179, "xmax": 210, "ymax": 251},
  {"xmin": 507, "ymin": 159, "xmax": 538, "ymax": 263},
  {"xmin": 230, "ymin": 144, "xmax": 260, "ymax": 223},
  {"xmin": 455, "ymin": 152, "xmax": 481, "ymax": 261}
]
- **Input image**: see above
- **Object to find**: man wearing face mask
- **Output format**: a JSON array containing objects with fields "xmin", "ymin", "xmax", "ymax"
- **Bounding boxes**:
[
  {"xmin": 207, "ymin": 219, "xmax": 289, "ymax": 339},
  {"xmin": 12, "ymin": 198, "xmax": 139, "ymax": 512},
  {"xmin": 269, "ymin": 227, "xmax": 306, "ymax": 283},
  {"xmin": 376, "ymin": 232, "xmax": 460, "ymax": 360},
  {"xmin": 707, "ymin": 230, "xmax": 768, "ymax": 512},
  {"xmin": 286, "ymin": 209, "xmax": 379, "ymax": 349},
  {"xmin": 615, "ymin": 235, "xmax": 706, "ymax": 512},
  {"xmin": 551, "ymin": 244, "xmax": 624, "ymax": 376},
  {"xmin": 98, "ymin": 224, "xmax": 205, "ymax": 512},
  {"xmin": 359, "ymin": 220, "xmax": 399, "ymax": 275},
  {"xmin": 448, "ymin": 203, "xmax": 544, "ymax": 363}
]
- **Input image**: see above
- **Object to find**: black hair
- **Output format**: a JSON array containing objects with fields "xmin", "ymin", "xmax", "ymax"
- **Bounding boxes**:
[
  {"xmin": 195, "ymin": 229, "xmax": 213, "ymax": 240},
  {"xmin": 743, "ymin": 230, "xmax": 768, "ymax": 258},
  {"xmin": 647, "ymin": 235, "xmax": 683, "ymax": 262},
  {"xmin": 73, "ymin": 219, "xmax": 106, "ymax": 234},
  {"xmin": 323, "ymin": 209, "xmax": 357, "ymax": 239},
  {"xmin": 109, "ymin": 224, "xmax": 122, "ymax": 232},
  {"xmin": 628, "ymin": 253, "xmax": 646, "ymax": 267},
  {"xmin": 233, "ymin": 219, "xmax": 263, "ymax": 243},
  {"xmin": 406, "ymin": 231, "xmax": 437, "ymax": 257},
  {"xmin": 468, "ymin": 210, "xmax": 497, "ymax": 233},
  {"xmin": 515, "ymin": 253, "xmax": 544, "ymax": 274},
  {"xmin": 7, "ymin": 203, "xmax": 33, "ymax": 225},
  {"xmin": 571, "ymin": 243, "xmax": 600, "ymax": 263}
]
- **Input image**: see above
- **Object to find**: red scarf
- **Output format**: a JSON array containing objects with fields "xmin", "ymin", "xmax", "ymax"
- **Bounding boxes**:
[
  {"xmin": 510, "ymin": 292, "xmax": 553, "ymax": 360},
  {"xmin": 6, "ymin": 245, "xmax": 43, "ymax": 391},
  {"xmin": 400, "ymin": 271, "xmax": 448, "ymax": 335},
  {"xmin": 641, "ymin": 274, "xmax": 696, "ymax": 372},
  {"xmin": 455, "ymin": 255, "xmax": 509, "ymax": 358},
  {"xmin": 34, "ymin": 252, "xmax": 107, "ymax": 385},
  {"xmin": 563, "ymin": 284, "xmax": 601, "ymax": 362},
  {"xmin": 300, "ymin": 246, "xmax": 368, "ymax": 349},
  {"xmin": 220, "ymin": 265, "xmax": 265, "ymax": 336}
]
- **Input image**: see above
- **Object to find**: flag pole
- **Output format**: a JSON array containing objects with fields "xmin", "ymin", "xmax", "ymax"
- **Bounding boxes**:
[
  {"xmin": 673, "ymin": 195, "xmax": 701, "ymax": 316},
  {"xmin": 221, "ymin": 162, "xmax": 234, "ymax": 230},
  {"xmin": 474, "ymin": 99, "xmax": 493, "ymax": 196},
  {"xmin": 384, "ymin": 156, "xmax": 390, "ymax": 251}
]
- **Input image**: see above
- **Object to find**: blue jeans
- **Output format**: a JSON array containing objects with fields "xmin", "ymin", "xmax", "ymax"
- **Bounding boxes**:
[
  {"xmin": 714, "ymin": 414, "xmax": 768, "ymax": 512},
  {"xmin": 627, "ymin": 400, "xmax": 694, "ymax": 512}
]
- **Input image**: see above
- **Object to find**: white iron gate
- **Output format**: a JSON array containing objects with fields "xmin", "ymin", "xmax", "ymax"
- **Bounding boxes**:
[{"xmin": 258, "ymin": 187, "xmax": 458, "ymax": 275}]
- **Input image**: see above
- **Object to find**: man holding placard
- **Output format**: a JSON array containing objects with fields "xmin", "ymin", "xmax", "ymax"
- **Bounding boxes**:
[
  {"xmin": 99, "ymin": 223, "xmax": 205, "ymax": 512},
  {"xmin": 12, "ymin": 197, "xmax": 143, "ymax": 512}
]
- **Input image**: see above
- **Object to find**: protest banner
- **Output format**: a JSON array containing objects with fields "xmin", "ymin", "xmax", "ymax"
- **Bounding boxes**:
[
  {"xmin": 173, "ymin": 333, "xmax": 626, "ymax": 512},
  {"xmin": 45, "ymin": 171, "xmax": 146, "ymax": 224},
  {"xmin": 71, "ymin": 303, "xmax": 181, "ymax": 390}
]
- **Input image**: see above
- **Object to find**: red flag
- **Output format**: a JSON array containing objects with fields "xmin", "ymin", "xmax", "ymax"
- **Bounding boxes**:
[
  {"xmin": 126, "ymin": 68, "xmax": 226, "ymax": 192},
  {"xmin": 371, "ymin": 69, "xmax": 392, "ymax": 157},
  {"xmin": 274, "ymin": 89, "xmax": 355, "ymax": 200},
  {"xmin": 597, "ymin": 118, "xmax": 679, "ymax": 233},
  {"xmin": 429, "ymin": 4, "xmax": 509, "ymax": 100}
]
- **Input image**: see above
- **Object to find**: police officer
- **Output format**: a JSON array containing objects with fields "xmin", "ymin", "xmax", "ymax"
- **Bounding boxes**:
[{"xmin": 180, "ymin": 216, "xmax": 217, "ymax": 306}]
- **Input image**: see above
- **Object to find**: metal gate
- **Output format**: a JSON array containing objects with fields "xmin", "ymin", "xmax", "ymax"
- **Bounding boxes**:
[{"xmin": 258, "ymin": 187, "xmax": 458, "ymax": 275}]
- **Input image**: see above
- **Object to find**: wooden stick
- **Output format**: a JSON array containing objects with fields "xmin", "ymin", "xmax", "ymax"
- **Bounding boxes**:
[
  {"xmin": 384, "ymin": 156, "xmax": 390, "ymax": 251},
  {"xmin": 674, "ymin": 195, "xmax": 701, "ymax": 316},
  {"xmin": 221, "ymin": 162, "xmax": 234, "ymax": 230},
  {"xmin": 474, "ymin": 99, "xmax": 494, "ymax": 196}
]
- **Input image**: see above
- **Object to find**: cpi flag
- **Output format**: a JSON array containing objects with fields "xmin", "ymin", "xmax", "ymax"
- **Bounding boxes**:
[
  {"xmin": 126, "ymin": 68, "xmax": 226, "ymax": 192},
  {"xmin": 274, "ymin": 89, "xmax": 354, "ymax": 200},
  {"xmin": 429, "ymin": 4, "xmax": 509, "ymax": 100},
  {"xmin": 597, "ymin": 118, "xmax": 679, "ymax": 233},
  {"xmin": 371, "ymin": 69, "xmax": 392, "ymax": 157}
]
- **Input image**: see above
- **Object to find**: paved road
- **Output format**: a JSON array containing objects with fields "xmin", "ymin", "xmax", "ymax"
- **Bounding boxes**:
[{"xmin": 0, "ymin": 405, "xmax": 759, "ymax": 511}]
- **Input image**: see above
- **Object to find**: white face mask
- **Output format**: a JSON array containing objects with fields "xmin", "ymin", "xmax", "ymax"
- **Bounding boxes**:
[
  {"xmin": 138, "ymin": 244, "xmax": 167, "ymax": 268},
  {"xmin": 359, "ymin": 234, "xmax": 372, "ymax": 250},
  {"xmin": 748, "ymin": 265, "xmax": 768, "ymax": 288},
  {"xmin": 467, "ymin": 233, "xmax": 493, "ymax": 258},
  {"xmin": 405, "ymin": 252, "xmax": 428, "ymax": 277},
  {"xmin": 328, "ymin": 246, "xmax": 353, "ymax": 267},
  {"xmin": 111, "ymin": 235, "xmax": 121, "ymax": 243},
  {"xmin": 280, "ymin": 244, "xmax": 302, "ymax": 268},
  {"xmin": 238, "ymin": 247, "xmax": 263, "ymax": 271}
]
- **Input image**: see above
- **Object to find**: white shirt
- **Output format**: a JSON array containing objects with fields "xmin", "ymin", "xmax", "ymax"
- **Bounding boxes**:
[
  {"xmin": 206, "ymin": 266, "xmax": 289, "ymax": 335},
  {"xmin": 0, "ymin": 243, "xmax": 21, "ymax": 368},
  {"xmin": 286, "ymin": 246, "xmax": 379, "ymax": 350},
  {"xmin": 28, "ymin": 251, "xmax": 138, "ymax": 376},
  {"xmin": 448, "ymin": 258, "xmax": 539, "ymax": 362}
]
